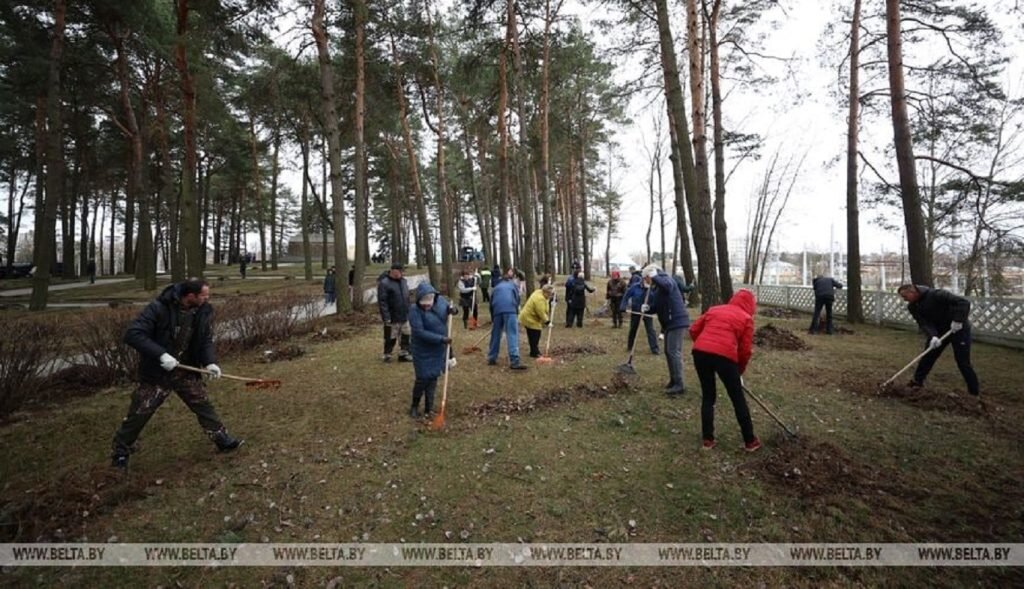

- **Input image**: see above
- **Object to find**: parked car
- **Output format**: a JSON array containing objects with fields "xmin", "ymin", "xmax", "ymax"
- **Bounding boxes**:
[
  {"xmin": 0, "ymin": 263, "xmax": 34, "ymax": 279},
  {"xmin": 458, "ymin": 246, "xmax": 484, "ymax": 263}
]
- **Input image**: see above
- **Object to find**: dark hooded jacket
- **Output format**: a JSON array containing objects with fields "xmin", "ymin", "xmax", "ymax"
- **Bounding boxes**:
[
  {"xmin": 648, "ymin": 271, "xmax": 690, "ymax": 331},
  {"xmin": 408, "ymin": 283, "xmax": 453, "ymax": 380},
  {"xmin": 906, "ymin": 285, "xmax": 971, "ymax": 337},
  {"xmin": 377, "ymin": 271, "xmax": 410, "ymax": 324},
  {"xmin": 812, "ymin": 276, "xmax": 843, "ymax": 299},
  {"xmin": 689, "ymin": 289, "xmax": 756, "ymax": 374},
  {"xmin": 124, "ymin": 283, "xmax": 216, "ymax": 383}
]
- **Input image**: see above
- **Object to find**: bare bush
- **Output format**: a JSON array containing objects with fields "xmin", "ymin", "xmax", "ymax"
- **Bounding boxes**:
[
  {"xmin": 212, "ymin": 293, "xmax": 322, "ymax": 356},
  {"xmin": 67, "ymin": 307, "xmax": 138, "ymax": 384},
  {"xmin": 0, "ymin": 318, "xmax": 64, "ymax": 418}
]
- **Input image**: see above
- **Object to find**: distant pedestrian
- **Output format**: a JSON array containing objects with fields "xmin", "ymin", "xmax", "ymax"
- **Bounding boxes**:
[
  {"xmin": 490, "ymin": 264, "xmax": 502, "ymax": 288},
  {"xmin": 689, "ymin": 289, "xmax": 760, "ymax": 452},
  {"xmin": 110, "ymin": 279, "xmax": 242, "ymax": 470},
  {"xmin": 620, "ymin": 277, "xmax": 660, "ymax": 355},
  {"xmin": 564, "ymin": 271, "xmax": 595, "ymax": 328},
  {"xmin": 519, "ymin": 284, "xmax": 554, "ymax": 358},
  {"xmin": 377, "ymin": 263, "xmax": 413, "ymax": 363},
  {"xmin": 239, "ymin": 256, "xmax": 247, "ymax": 279},
  {"xmin": 87, "ymin": 259, "xmax": 97, "ymax": 284},
  {"xmin": 407, "ymin": 283, "xmax": 458, "ymax": 417},
  {"xmin": 488, "ymin": 269, "xmax": 527, "ymax": 370},
  {"xmin": 809, "ymin": 275, "xmax": 843, "ymax": 334},
  {"xmin": 348, "ymin": 265, "xmax": 355, "ymax": 301},
  {"xmin": 479, "ymin": 267, "xmax": 492, "ymax": 302},
  {"xmin": 323, "ymin": 267, "xmax": 337, "ymax": 305},
  {"xmin": 898, "ymin": 284, "xmax": 980, "ymax": 395},
  {"xmin": 606, "ymin": 271, "xmax": 626, "ymax": 328},
  {"xmin": 643, "ymin": 264, "xmax": 690, "ymax": 396}
]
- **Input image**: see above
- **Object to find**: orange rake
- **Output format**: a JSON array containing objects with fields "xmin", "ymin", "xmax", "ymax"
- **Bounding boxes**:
[
  {"xmin": 536, "ymin": 298, "xmax": 558, "ymax": 365},
  {"xmin": 461, "ymin": 329, "xmax": 490, "ymax": 354},
  {"xmin": 430, "ymin": 312, "xmax": 455, "ymax": 431},
  {"xmin": 177, "ymin": 364, "xmax": 282, "ymax": 389}
]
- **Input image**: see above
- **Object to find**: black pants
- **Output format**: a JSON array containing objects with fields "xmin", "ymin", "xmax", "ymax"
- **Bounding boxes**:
[
  {"xmin": 526, "ymin": 327, "xmax": 542, "ymax": 357},
  {"xmin": 609, "ymin": 296, "xmax": 623, "ymax": 327},
  {"xmin": 913, "ymin": 325, "xmax": 980, "ymax": 394},
  {"xmin": 810, "ymin": 296, "xmax": 834, "ymax": 333},
  {"xmin": 412, "ymin": 378, "xmax": 438, "ymax": 413},
  {"xmin": 383, "ymin": 324, "xmax": 411, "ymax": 356},
  {"xmin": 460, "ymin": 299, "xmax": 478, "ymax": 327},
  {"xmin": 112, "ymin": 374, "xmax": 225, "ymax": 456},
  {"xmin": 565, "ymin": 306, "xmax": 584, "ymax": 328},
  {"xmin": 693, "ymin": 350, "xmax": 755, "ymax": 444},
  {"xmin": 481, "ymin": 288, "xmax": 490, "ymax": 303},
  {"xmin": 627, "ymin": 313, "xmax": 659, "ymax": 353}
]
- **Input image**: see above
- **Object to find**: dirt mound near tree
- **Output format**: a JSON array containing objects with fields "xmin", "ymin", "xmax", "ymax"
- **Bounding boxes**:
[
  {"xmin": 0, "ymin": 467, "xmax": 149, "ymax": 542},
  {"xmin": 469, "ymin": 375, "xmax": 632, "ymax": 417},
  {"xmin": 747, "ymin": 437, "xmax": 911, "ymax": 503},
  {"xmin": 260, "ymin": 345, "xmax": 306, "ymax": 363},
  {"xmin": 754, "ymin": 324, "xmax": 809, "ymax": 350},
  {"xmin": 759, "ymin": 307, "xmax": 800, "ymax": 319},
  {"xmin": 548, "ymin": 342, "xmax": 607, "ymax": 358},
  {"xmin": 877, "ymin": 383, "xmax": 989, "ymax": 417}
]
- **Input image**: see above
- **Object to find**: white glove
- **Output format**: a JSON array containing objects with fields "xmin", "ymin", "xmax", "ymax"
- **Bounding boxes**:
[
  {"xmin": 659, "ymin": 333, "xmax": 665, "ymax": 340},
  {"xmin": 928, "ymin": 336, "xmax": 943, "ymax": 350},
  {"xmin": 950, "ymin": 321, "xmax": 963, "ymax": 333},
  {"xmin": 205, "ymin": 364, "xmax": 222, "ymax": 379},
  {"xmin": 641, "ymin": 304, "xmax": 650, "ymax": 313},
  {"xmin": 159, "ymin": 353, "xmax": 178, "ymax": 371},
  {"xmin": 447, "ymin": 357, "xmax": 457, "ymax": 369}
]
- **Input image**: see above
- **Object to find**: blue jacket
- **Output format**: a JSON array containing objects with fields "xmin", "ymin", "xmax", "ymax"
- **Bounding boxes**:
[
  {"xmin": 649, "ymin": 272, "xmax": 690, "ymax": 331},
  {"xmin": 408, "ymin": 283, "xmax": 453, "ymax": 380},
  {"xmin": 620, "ymin": 281, "xmax": 651, "ymax": 312},
  {"xmin": 490, "ymin": 279, "xmax": 521, "ymax": 316}
]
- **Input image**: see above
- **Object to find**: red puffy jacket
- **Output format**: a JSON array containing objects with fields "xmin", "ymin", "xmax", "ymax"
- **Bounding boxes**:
[{"xmin": 689, "ymin": 289, "xmax": 756, "ymax": 374}]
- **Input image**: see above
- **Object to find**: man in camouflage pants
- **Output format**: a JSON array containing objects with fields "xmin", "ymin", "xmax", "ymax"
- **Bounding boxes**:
[{"xmin": 111, "ymin": 279, "xmax": 242, "ymax": 470}]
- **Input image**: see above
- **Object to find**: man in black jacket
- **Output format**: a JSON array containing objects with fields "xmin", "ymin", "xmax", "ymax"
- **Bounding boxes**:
[
  {"xmin": 111, "ymin": 279, "xmax": 242, "ymax": 470},
  {"xmin": 898, "ymin": 284, "xmax": 980, "ymax": 395},
  {"xmin": 378, "ymin": 263, "xmax": 412, "ymax": 362},
  {"xmin": 809, "ymin": 275, "xmax": 843, "ymax": 334}
]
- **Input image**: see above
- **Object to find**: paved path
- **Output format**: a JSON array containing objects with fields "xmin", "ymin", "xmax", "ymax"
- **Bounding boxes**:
[{"xmin": 0, "ymin": 278, "xmax": 134, "ymax": 297}]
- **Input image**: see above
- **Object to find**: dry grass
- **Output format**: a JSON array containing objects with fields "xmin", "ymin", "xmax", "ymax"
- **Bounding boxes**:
[{"xmin": 1, "ymin": 296, "xmax": 1022, "ymax": 587}]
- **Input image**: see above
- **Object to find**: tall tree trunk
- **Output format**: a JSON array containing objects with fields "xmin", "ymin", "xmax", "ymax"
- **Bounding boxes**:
[
  {"xmin": 846, "ymin": 0, "xmax": 864, "ymax": 321},
  {"xmin": 350, "ymin": 0, "xmax": 369, "ymax": 306},
  {"xmin": 174, "ymin": 0, "xmax": 202, "ymax": 278},
  {"xmin": 30, "ymin": 0, "xmax": 66, "ymax": 311},
  {"xmin": 706, "ymin": 0, "xmax": 732, "ymax": 299},
  {"xmin": 579, "ymin": 127, "xmax": 590, "ymax": 280},
  {"xmin": 250, "ymin": 116, "xmax": 267, "ymax": 271},
  {"xmin": 312, "ymin": 0, "xmax": 352, "ymax": 312},
  {"xmin": 885, "ymin": 0, "xmax": 930, "ymax": 285},
  {"xmin": 496, "ymin": 17, "xmax": 512, "ymax": 272},
  {"xmin": 539, "ymin": 0, "xmax": 559, "ymax": 274},
  {"xmin": 270, "ymin": 131, "xmax": 280, "ymax": 270},
  {"xmin": 425, "ymin": 4, "xmax": 455, "ymax": 296},
  {"xmin": 508, "ymin": 0, "xmax": 535, "ymax": 290},
  {"xmin": 7, "ymin": 168, "xmax": 29, "ymax": 271},
  {"xmin": 655, "ymin": 0, "xmax": 718, "ymax": 310},
  {"xmin": 153, "ymin": 60, "xmax": 182, "ymax": 281},
  {"xmin": 300, "ymin": 122, "xmax": 313, "ymax": 280},
  {"xmin": 664, "ymin": 63, "xmax": 696, "ymax": 286},
  {"xmin": 60, "ymin": 141, "xmax": 78, "ymax": 278}
]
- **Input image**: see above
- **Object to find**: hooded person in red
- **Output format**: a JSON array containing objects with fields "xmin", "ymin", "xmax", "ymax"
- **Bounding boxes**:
[{"xmin": 688, "ymin": 289, "xmax": 761, "ymax": 452}]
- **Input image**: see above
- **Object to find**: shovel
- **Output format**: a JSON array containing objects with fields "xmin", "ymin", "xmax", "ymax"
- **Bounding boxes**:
[
  {"xmin": 741, "ymin": 383, "xmax": 798, "ymax": 438},
  {"xmin": 878, "ymin": 330, "xmax": 953, "ymax": 390}
]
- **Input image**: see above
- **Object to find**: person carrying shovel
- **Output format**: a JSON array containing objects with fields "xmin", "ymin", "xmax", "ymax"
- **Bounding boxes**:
[
  {"xmin": 689, "ymin": 289, "xmax": 760, "ymax": 452},
  {"xmin": 407, "ymin": 282, "xmax": 459, "ymax": 418},
  {"xmin": 897, "ymin": 284, "xmax": 980, "ymax": 395}
]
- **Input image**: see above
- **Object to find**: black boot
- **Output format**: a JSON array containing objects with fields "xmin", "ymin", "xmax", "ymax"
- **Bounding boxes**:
[{"xmin": 212, "ymin": 430, "xmax": 244, "ymax": 452}]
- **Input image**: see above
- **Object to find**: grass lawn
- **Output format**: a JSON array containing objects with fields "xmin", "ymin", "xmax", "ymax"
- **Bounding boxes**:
[{"xmin": 1, "ymin": 286, "xmax": 1022, "ymax": 587}]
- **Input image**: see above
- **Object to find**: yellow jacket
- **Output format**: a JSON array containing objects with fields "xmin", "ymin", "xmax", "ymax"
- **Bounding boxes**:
[{"xmin": 518, "ymin": 289, "xmax": 550, "ymax": 330}]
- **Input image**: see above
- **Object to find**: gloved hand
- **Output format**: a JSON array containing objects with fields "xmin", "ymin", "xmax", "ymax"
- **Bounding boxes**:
[
  {"xmin": 448, "ymin": 306, "xmax": 459, "ymax": 316},
  {"xmin": 447, "ymin": 357, "xmax": 457, "ymax": 369},
  {"xmin": 159, "ymin": 353, "xmax": 179, "ymax": 371},
  {"xmin": 641, "ymin": 304, "xmax": 650, "ymax": 314},
  {"xmin": 950, "ymin": 321, "xmax": 963, "ymax": 333},
  {"xmin": 205, "ymin": 364, "xmax": 222, "ymax": 379},
  {"xmin": 442, "ymin": 336, "xmax": 452, "ymax": 345},
  {"xmin": 928, "ymin": 336, "xmax": 943, "ymax": 350},
  {"xmin": 544, "ymin": 320, "xmax": 551, "ymax": 326}
]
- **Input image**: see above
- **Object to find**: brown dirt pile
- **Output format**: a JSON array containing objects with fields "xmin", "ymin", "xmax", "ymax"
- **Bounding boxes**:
[
  {"xmin": 754, "ymin": 324, "xmax": 809, "ymax": 351},
  {"xmin": 469, "ymin": 375, "xmax": 632, "ymax": 417}
]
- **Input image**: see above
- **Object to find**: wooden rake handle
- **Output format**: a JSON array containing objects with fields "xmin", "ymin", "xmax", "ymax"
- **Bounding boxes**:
[
  {"xmin": 176, "ymin": 363, "xmax": 272, "ymax": 384},
  {"xmin": 880, "ymin": 330, "xmax": 953, "ymax": 389}
]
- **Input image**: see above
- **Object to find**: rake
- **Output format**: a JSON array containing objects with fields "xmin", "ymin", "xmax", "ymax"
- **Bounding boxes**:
[
  {"xmin": 430, "ymin": 312, "xmax": 455, "ymax": 431},
  {"xmin": 878, "ymin": 330, "xmax": 952, "ymax": 391},
  {"xmin": 461, "ymin": 328, "xmax": 490, "ymax": 354},
  {"xmin": 536, "ymin": 296, "xmax": 558, "ymax": 365},
  {"xmin": 741, "ymin": 383, "xmax": 798, "ymax": 438},
  {"xmin": 176, "ymin": 363, "xmax": 282, "ymax": 389},
  {"xmin": 615, "ymin": 286, "xmax": 651, "ymax": 375}
]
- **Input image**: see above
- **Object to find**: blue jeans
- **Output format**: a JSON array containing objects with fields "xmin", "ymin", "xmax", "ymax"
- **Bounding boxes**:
[
  {"xmin": 664, "ymin": 327, "xmax": 685, "ymax": 387},
  {"xmin": 488, "ymin": 313, "xmax": 521, "ymax": 365}
]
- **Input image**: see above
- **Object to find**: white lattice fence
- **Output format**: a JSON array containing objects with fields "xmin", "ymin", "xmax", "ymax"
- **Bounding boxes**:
[{"xmin": 745, "ymin": 284, "xmax": 1024, "ymax": 349}]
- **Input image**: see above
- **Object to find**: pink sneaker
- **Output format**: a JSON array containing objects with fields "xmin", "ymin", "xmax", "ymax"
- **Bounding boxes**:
[
  {"xmin": 702, "ymin": 439, "xmax": 716, "ymax": 450},
  {"xmin": 744, "ymin": 438, "xmax": 762, "ymax": 453}
]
